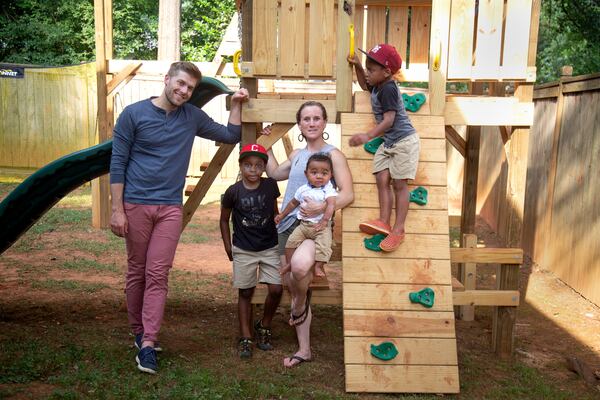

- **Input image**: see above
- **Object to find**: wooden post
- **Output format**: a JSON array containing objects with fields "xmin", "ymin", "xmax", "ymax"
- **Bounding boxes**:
[
  {"xmin": 158, "ymin": 0, "xmax": 181, "ymax": 61},
  {"xmin": 335, "ymin": 0, "xmax": 354, "ymax": 118},
  {"xmin": 458, "ymin": 234, "xmax": 477, "ymax": 321},
  {"xmin": 459, "ymin": 83, "xmax": 483, "ymax": 235},
  {"xmin": 241, "ymin": 0, "xmax": 258, "ymax": 144},
  {"xmin": 92, "ymin": 0, "xmax": 112, "ymax": 229},
  {"xmin": 492, "ymin": 263, "xmax": 519, "ymax": 357},
  {"xmin": 429, "ymin": 0, "xmax": 451, "ymax": 116}
]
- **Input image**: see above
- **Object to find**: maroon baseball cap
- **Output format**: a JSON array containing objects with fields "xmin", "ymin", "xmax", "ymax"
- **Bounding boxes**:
[
  {"xmin": 239, "ymin": 143, "xmax": 268, "ymax": 162},
  {"xmin": 358, "ymin": 44, "xmax": 402, "ymax": 74}
]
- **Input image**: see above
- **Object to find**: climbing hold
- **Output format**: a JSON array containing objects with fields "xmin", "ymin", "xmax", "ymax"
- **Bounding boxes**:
[
  {"xmin": 402, "ymin": 93, "xmax": 426, "ymax": 113},
  {"xmin": 363, "ymin": 136, "xmax": 384, "ymax": 154},
  {"xmin": 370, "ymin": 342, "xmax": 399, "ymax": 361},
  {"xmin": 364, "ymin": 233, "xmax": 386, "ymax": 252},
  {"xmin": 409, "ymin": 287, "xmax": 435, "ymax": 308},
  {"xmin": 409, "ymin": 186, "xmax": 428, "ymax": 206}
]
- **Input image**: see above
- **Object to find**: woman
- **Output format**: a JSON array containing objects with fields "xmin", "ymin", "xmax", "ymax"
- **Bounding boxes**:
[{"xmin": 265, "ymin": 101, "xmax": 354, "ymax": 368}]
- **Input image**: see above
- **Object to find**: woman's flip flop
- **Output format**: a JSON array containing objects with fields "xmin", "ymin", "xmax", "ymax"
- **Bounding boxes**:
[
  {"xmin": 289, "ymin": 289, "xmax": 312, "ymax": 326},
  {"xmin": 284, "ymin": 354, "xmax": 311, "ymax": 368}
]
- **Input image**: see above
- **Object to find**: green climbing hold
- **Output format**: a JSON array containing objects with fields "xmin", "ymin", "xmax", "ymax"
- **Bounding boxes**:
[
  {"xmin": 409, "ymin": 287, "xmax": 435, "ymax": 308},
  {"xmin": 370, "ymin": 342, "xmax": 399, "ymax": 361},
  {"xmin": 363, "ymin": 136, "xmax": 384, "ymax": 154},
  {"xmin": 364, "ymin": 233, "xmax": 386, "ymax": 252},
  {"xmin": 402, "ymin": 92, "xmax": 427, "ymax": 113},
  {"xmin": 409, "ymin": 186, "xmax": 428, "ymax": 206}
]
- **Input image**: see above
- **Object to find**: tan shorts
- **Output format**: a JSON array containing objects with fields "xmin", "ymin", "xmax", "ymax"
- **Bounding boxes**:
[
  {"xmin": 373, "ymin": 134, "xmax": 420, "ymax": 180},
  {"xmin": 232, "ymin": 245, "xmax": 282, "ymax": 289},
  {"xmin": 285, "ymin": 220, "xmax": 333, "ymax": 263}
]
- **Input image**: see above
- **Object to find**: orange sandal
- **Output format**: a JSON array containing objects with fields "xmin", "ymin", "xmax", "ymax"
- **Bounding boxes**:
[
  {"xmin": 379, "ymin": 232, "xmax": 405, "ymax": 252},
  {"xmin": 359, "ymin": 219, "xmax": 391, "ymax": 235}
]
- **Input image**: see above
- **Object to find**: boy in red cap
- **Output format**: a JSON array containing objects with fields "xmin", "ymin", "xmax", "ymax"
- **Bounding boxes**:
[
  {"xmin": 347, "ymin": 44, "xmax": 420, "ymax": 252},
  {"xmin": 220, "ymin": 143, "xmax": 283, "ymax": 358}
]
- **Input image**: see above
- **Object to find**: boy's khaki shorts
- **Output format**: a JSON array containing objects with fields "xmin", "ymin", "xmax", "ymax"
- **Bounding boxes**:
[
  {"xmin": 373, "ymin": 134, "xmax": 420, "ymax": 180},
  {"xmin": 232, "ymin": 245, "xmax": 282, "ymax": 289}
]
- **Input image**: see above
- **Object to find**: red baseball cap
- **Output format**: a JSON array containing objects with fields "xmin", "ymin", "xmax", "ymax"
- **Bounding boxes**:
[
  {"xmin": 358, "ymin": 44, "xmax": 402, "ymax": 74},
  {"xmin": 239, "ymin": 143, "xmax": 268, "ymax": 162}
]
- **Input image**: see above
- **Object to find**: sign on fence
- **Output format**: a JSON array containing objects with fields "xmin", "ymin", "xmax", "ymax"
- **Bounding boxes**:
[{"xmin": 0, "ymin": 65, "xmax": 24, "ymax": 79}]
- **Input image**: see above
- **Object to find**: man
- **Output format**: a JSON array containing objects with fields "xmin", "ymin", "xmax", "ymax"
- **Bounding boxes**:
[{"xmin": 109, "ymin": 61, "xmax": 248, "ymax": 374}]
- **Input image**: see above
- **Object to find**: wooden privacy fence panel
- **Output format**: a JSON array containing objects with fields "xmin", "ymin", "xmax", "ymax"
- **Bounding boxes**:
[
  {"xmin": 524, "ymin": 74, "xmax": 600, "ymax": 306},
  {"xmin": 447, "ymin": 0, "xmax": 534, "ymax": 81},
  {"xmin": 0, "ymin": 63, "xmax": 96, "ymax": 169}
]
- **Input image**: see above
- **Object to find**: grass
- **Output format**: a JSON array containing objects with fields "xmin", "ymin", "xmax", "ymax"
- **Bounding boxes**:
[
  {"xmin": 30, "ymin": 279, "xmax": 110, "ymax": 293},
  {"xmin": 59, "ymin": 259, "xmax": 121, "ymax": 274}
]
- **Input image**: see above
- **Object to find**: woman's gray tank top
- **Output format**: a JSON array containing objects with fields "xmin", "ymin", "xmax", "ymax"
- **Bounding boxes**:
[{"xmin": 277, "ymin": 144, "xmax": 337, "ymax": 234}]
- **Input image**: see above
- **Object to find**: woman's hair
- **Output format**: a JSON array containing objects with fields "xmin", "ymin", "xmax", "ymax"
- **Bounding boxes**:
[
  {"xmin": 306, "ymin": 153, "xmax": 333, "ymax": 171},
  {"xmin": 296, "ymin": 101, "xmax": 328, "ymax": 125},
  {"xmin": 167, "ymin": 61, "xmax": 202, "ymax": 81}
]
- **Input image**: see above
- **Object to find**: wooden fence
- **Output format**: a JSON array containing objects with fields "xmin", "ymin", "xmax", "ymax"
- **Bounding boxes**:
[{"xmin": 476, "ymin": 73, "xmax": 600, "ymax": 306}]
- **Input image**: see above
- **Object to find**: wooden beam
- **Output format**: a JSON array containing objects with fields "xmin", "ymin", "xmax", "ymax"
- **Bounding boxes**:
[
  {"xmin": 444, "ymin": 97, "xmax": 534, "ymax": 126},
  {"xmin": 498, "ymin": 125, "xmax": 511, "ymax": 144},
  {"xmin": 458, "ymin": 234, "xmax": 477, "ymax": 320},
  {"xmin": 454, "ymin": 290, "xmax": 520, "ymax": 306},
  {"xmin": 241, "ymin": 0, "xmax": 259, "ymax": 145},
  {"xmin": 450, "ymin": 247, "xmax": 523, "ymax": 264},
  {"xmin": 429, "ymin": 0, "xmax": 451, "ymax": 115},
  {"xmin": 182, "ymin": 144, "xmax": 236, "ymax": 228},
  {"xmin": 335, "ymin": 0, "xmax": 354, "ymax": 116},
  {"xmin": 492, "ymin": 263, "xmax": 520, "ymax": 357},
  {"xmin": 106, "ymin": 62, "xmax": 142, "ymax": 95},
  {"xmin": 445, "ymin": 125, "xmax": 466, "ymax": 157},
  {"xmin": 242, "ymin": 99, "xmax": 337, "ymax": 123},
  {"xmin": 256, "ymin": 123, "xmax": 294, "ymax": 150},
  {"xmin": 92, "ymin": 0, "xmax": 111, "ymax": 229},
  {"xmin": 281, "ymin": 134, "xmax": 294, "ymax": 157},
  {"xmin": 157, "ymin": 0, "xmax": 181, "ymax": 61}
]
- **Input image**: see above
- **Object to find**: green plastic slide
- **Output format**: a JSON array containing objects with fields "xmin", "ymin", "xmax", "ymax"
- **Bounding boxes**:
[{"xmin": 0, "ymin": 77, "xmax": 233, "ymax": 255}]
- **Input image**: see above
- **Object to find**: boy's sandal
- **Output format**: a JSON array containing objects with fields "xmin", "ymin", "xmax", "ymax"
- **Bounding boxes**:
[
  {"xmin": 285, "ymin": 354, "xmax": 312, "ymax": 368},
  {"xmin": 379, "ymin": 232, "xmax": 405, "ymax": 252},
  {"xmin": 289, "ymin": 289, "xmax": 312, "ymax": 326},
  {"xmin": 359, "ymin": 219, "xmax": 392, "ymax": 235}
]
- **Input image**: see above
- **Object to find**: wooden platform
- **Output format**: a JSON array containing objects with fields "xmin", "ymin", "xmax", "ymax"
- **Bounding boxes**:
[{"xmin": 341, "ymin": 113, "xmax": 460, "ymax": 394}]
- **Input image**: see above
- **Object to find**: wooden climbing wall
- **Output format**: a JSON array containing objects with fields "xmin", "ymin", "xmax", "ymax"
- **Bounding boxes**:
[{"xmin": 340, "ymin": 113, "xmax": 460, "ymax": 393}]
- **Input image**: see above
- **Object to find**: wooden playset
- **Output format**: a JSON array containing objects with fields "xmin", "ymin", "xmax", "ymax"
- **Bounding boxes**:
[{"xmin": 89, "ymin": 0, "xmax": 541, "ymax": 394}]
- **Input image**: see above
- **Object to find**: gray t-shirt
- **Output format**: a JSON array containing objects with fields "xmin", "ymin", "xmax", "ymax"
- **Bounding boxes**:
[{"xmin": 370, "ymin": 80, "xmax": 416, "ymax": 148}]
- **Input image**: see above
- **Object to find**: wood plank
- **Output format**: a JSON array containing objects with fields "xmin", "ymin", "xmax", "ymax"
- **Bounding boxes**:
[
  {"xmin": 106, "ymin": 62, "xmax": 141, "ymax": 96},
  {"xmin": 256, "ymin": 123, "xmax": 294, "ymax": 150},
  {"xmin": 344, "ymin": 310, "xmax": 456, "ymax": 337},
  {"xmin": 336, "ymin": 0, "xmax": 354, "ymax": 114},
  {"xmin": 346, "ymin": 365, "xmax": 459, "ymax": 393},
  {"xmin": 349, "ymin": 160, "xmax": 447, "ymax": 186},
  {"xmin": 451, "ymin": 276, "xmax": 465, "ymax": 291},
  {"xmin": 343, "ymin": 283, "xmax": 453, "ymax": 311},
  {"xmin": 344, "ymin": 337, "xmax": 458, "ymax": 365},
  {"xmin": 343, "ymin": 258, "xmax": 452, "ymax": 285},
  {"xmin": 450, "ymin": 247, "xmax": 523, "ymax": 264},
  {"xmin": 447, "ymin": 0, "xmax": 475, "ymax": 79},
  {"xmin": 460, "ymin": 93, "xmax": 481, "ymax": 236},
  {"xmin": 409, "ymin": 6, "xmax": 431, "ymax": 64},
  {"xmin": 454, "ymin": 290, "xmax": 519, "ymax": 306},
  {"xmin": 365, "ymin": 6, "xmax": 386, "ymax": 50},
  {"xmin": 343, "ymin": 208, "xmax": 450, "ymax": 235},
  {"xmin": 251, "ymin": 286, "xmax": 342, "ymax": 305},
  {"xmin": 280, "ymin": 0, "xmax": 306, "ymax": 77},
  {"xmin": 342, "ymin": 111, "xmax": 444, "ymax": 139},
  {"xmin": 252, "ymin": 0, "xmax": 278, "ymax": 75},
  {"xmin": 458, "ymin": 233, "xmax": 476, "ymax": 320},
  {"xmin": 388, "ymin": 6, "xmax": 409, "ymax": 63},
  {"xmin": 343, "ymin": 232, "xmax": 450, "ymax": 259},
  {"xmin": 351, "ymin": 183, "xmax": 449, "ymax": 209},
  {"xmin": 354, "ymin": 89, "xmax": 431, "ymax": 115},
  {"xmin": 242, "ymin": 98, "xmax": 336, "ymax": 123},
  {"xmin": 429, "ymin": 0, "xmax": 451, "ymax": 115},
  {"xmin": 502, "ymin": 0, "xmax": 533, "ymax": 79},
  {"xmin": 445, "ymin": 125, "xmax": 466, "ymax": 157},
  {"xmin": 308, "ymin": 0, "xmax": 334, "ymax": 76},
  {"xmin": 354, "ymin": 5, "xmax": 365, "ymax": 60},
  {"xmin": 444, "ymin": 98, "xmax": 534, "ymax": 126},
  {"xmin": 492, "ymin": 263, "xmax": 520, "ymax": 357},
  {"xmin": 472, "ymin": 0, "xmax": 503, "ymax": 79},
  {"xmin": 341, "ymin": 138, "xmax": 446, "ymax": 162}
]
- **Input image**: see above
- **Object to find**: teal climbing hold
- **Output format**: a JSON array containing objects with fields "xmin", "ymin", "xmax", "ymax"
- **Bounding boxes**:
[
  {"xmin": 409, "ymin": 287, "xmax": 435, "ymax": 308},
  {"xmin": 409, "ymin": 186, "xmax": 428, "ymax": 206},
  {"xmin": 370, "ymin": 342, "xmax": 399, "ymax": 361},
  {"xmin": 364, "ymin": 233, "xmax": 386, "ymax": 252},
  {"xmin": 363, "ymin": 136, "xmax": 384, "ymax": 154},
  {"xmin": 402, "ymin": 92, "xmax": 427, "ymax": 113}
]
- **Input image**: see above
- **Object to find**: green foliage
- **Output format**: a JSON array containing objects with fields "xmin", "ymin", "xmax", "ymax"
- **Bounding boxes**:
[
  {"xmin": 0, "ymin": 0, "xmax": 235, "ymax": 65},
  {"xmin": 536, "ymin": 0, "xmax": 600, "ymax": 83}
]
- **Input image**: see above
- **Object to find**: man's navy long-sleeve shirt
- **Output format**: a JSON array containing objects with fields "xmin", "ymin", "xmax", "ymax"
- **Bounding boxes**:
[{"xmin": 110, "ymin": 98, "xmax": 241, "ymax": 205}]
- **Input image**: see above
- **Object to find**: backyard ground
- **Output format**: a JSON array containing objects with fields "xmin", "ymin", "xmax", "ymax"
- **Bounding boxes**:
[{"xmin": 0, "ymin": 177, "xmax": 599, "ymax": 399}]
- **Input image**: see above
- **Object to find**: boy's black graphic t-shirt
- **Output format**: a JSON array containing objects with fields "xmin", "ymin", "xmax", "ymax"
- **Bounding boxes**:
[{"xmin": 222, "ymin": 177, "xmax": 280, "ymax": 251}]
